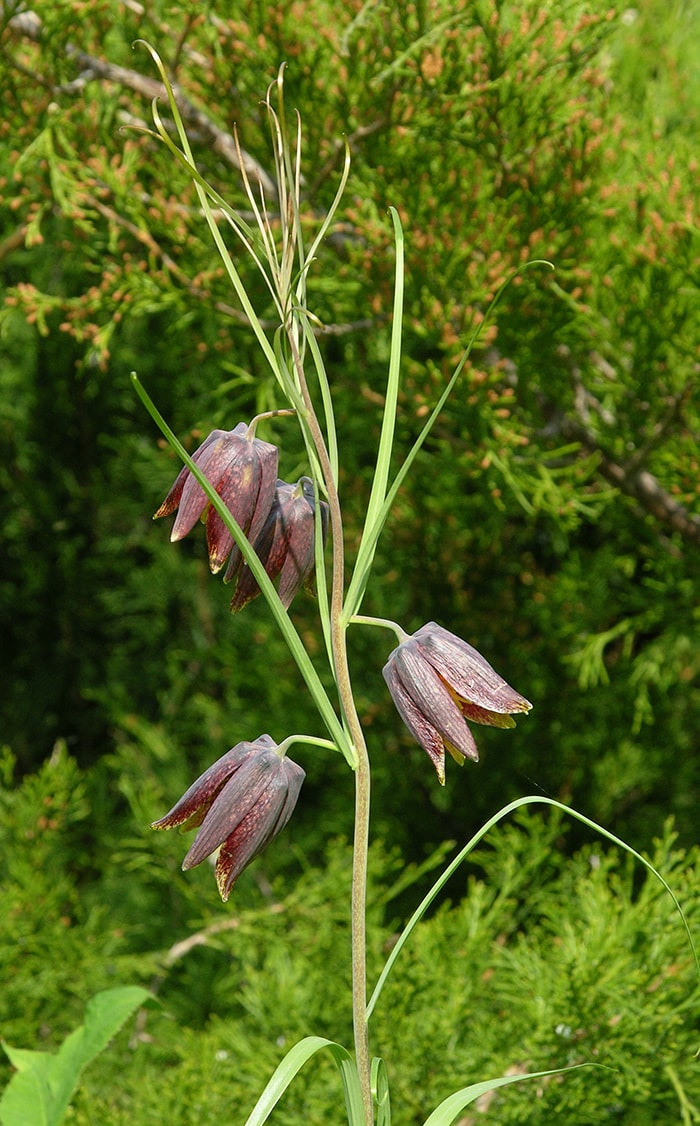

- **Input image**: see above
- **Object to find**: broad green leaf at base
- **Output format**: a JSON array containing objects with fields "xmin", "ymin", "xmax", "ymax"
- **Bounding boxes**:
[{"xmin": 0, "ymin": 986, "xmax": 152, "ymax": 1126}]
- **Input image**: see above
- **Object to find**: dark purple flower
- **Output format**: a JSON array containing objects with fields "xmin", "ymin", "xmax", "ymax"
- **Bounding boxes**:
[
  {"xmin": 383, "ymin": 622, "xmax": 532, "ymax": 784},
  {"xmin": 227, "ymin": 476, "xmax": 329, "ymax": 612},
  {"xmin": 151, "ymin": 735, "xmax": 305, "ymax": 901},
  {"xmin": 154, "ymin": 423, "xmax": 278, "ymax": 574}
]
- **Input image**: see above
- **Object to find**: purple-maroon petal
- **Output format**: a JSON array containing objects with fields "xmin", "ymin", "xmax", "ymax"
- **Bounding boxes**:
[
  {"xmin": 153, "ymin": 463, "xmax": 189, "ymax": 520},
  {"xmin": 247, "ymin": 442, "xmax": 281, "ymax": 548},
  {"xmin": 392, "ymin": 642, "xmax": 480, "ymax": 764},
  {"xmin": 415, "ymin": 623, "xmax": 532, "ymax": 715},
  {"xmin": 383, "ymin": 660, "xmax": 448, "ymax": 783},
  {"xmin": 276, "ymin": 508, "xmax": 315, "ymax": 607},
  {"xmin": 214, "ymin": 772, "xmax": 292, "ymax": 900},
  {"xmin": 205, "ymin": 453, "xmax": 261, "ymax": 572},
  {"xmin": 181, "ymin": 751, "xmax": 280, "ymax": 869},
  {"xmin": 205, "ymin": 436, "xmax": 279, "ymax": 574},
  {"xmin": 460, "ymin": 702, "xmax": 517, "ymax": 729},
  {"xmin": 169, "ymin": 430, "xmax": 232, "ymax": 541},
  {"xmin": 225, "ymin": 478, "xmax": 326, "ymax": 612},
  {"xmin": 151, "ymin": 735, "xmax": 303, "ymax": 901},
  {"xmin": 227, "ymin": 482, "xmax": 293, "ymax": 610},
  {"xmin": 154, "ymin": 429, "xmax": 226, "ymax": 522},
  {"xmin": 150, "ymin": 740, "xmax": 259, "ymax": 831},
  {"xmin": 269, "ymin": 758, "xmax": 305, "ymax": 834},
  {"xmin": 228, "ymin": 504, "xmax": 286, "ymax": 610},
  {"xmin": 214, "ymin": 757, "xmax": 305, "ymax": 900}
]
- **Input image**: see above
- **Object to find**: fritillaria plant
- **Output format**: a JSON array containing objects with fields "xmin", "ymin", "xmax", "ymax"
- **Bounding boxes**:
[{"xmin": 131, "ymin": 44, "xmax": 697, "ymax": 1126}]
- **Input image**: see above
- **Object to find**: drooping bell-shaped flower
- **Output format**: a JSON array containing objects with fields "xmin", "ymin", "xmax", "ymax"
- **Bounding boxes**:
[
  {"xmin": 383, "ymin": 622, "xmax": 532, "ymax": 784},
  {"xmin": 151, "ymin": 734, "xmax": 305, "ymax": 901},
  {"xmin": 227, "ymin": 476, "xmax": 329, "ymax": 612},
  {"xmin": 154, "ymin": 422, "xmax": 278, "ymax": 574}
]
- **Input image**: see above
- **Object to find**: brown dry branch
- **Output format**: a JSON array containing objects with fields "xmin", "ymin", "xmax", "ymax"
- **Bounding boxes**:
[
  {"xmin": 4, "ymin": 4, "xmax": 277, "ymax": 196},
  {"xmin": 4, "ymin": 6, "xmax": 382, "ymax": 340},
  {"xmin": 546, "ymin": 348, "xmax": 700, "ymax": 545},
  {"xmin": 88, "ymin": 194, "xmax": 265, "ymax": 326},
  {"xmin": 552, "ymin": 409, "xmax": 700, "ymax": 547},
  {"xmin": 624, "ymin": 380, "xmax": 695, "ymax": 476},
  {"xmin": 0, "ymin": 226, "xmax": 26, "ymax": 262}
]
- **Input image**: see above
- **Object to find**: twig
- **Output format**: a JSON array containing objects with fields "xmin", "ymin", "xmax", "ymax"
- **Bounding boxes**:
[
  {"xmin": 554, "ymin": 411, "xmax": 700, "ymax": 545},
  {"xmin": 625, "ymin": 380, "xmax": 695, "ymax": 474},
  {"xmin": 0, "ymin": 226, "xmax": 26, "ymax": 262},
  {"xmin": 541, "ymin": 347, "xmax": 700, "ymax": 545}
]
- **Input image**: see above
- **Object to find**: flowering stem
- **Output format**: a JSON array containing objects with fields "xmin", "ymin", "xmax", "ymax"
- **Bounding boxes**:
[
  {"xmin": 286, "ymin": 328, "xmax": 374, "ymax": 1124},
  {"xmin": 246, "ymin": 408, "xmax": 296, "ymax": 436},
  {"xmin": 351, "ymin": 741, "xmax": 373, "ymax": 1125}
]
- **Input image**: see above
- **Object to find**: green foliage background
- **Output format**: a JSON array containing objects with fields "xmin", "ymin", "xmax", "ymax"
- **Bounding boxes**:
[{"xmin": 1, "ymin": 0, "xmax": 698, "ymax": 1121}]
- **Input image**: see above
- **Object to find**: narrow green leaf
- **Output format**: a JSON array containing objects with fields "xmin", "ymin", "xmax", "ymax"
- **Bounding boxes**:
[
  {"xmin": 133, "ymin": 42, "xmax": 283, "ymax": 383},
  {"xmin": 0, "ymin": 987, "xmax": 152, "ymax": 1126},
  {"xmin": 301, "ymin": 316, "xmax": 339, "ymax": 488},
  {"xmin": 367, "ymin": 795, "xmax": 698, "ymax": 1022},
  {"xmin": 345, "ymin": 260, "xmax": 554, "ymax": 620},
  {"xmin": 422, "ymin": 1064, "xmax": 603, "ymax": 1126},
  {"xmin": 343, "ymin": 206, "xmax": 404, "ymax": 619},
  {"xmin": 303, "ymin": 135, "xmax": 352, "ymax": 275},
  {"xmin": 371, "ymin": 1056, "xmax": 391, "ymax": 1126},
  {"xmin": 244, "ymin": 1036, "xmax": 365, "ymax": 1126}
]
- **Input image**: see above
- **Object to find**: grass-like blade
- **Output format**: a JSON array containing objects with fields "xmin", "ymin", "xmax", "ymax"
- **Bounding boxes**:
[
  {"xmin": 367, "ymin": 795, "xmax": 698, "ymax": 1022},
  {"xmin": 244, "ymin": 1036, "xmax": 365, "ymax": 1126},
  {"xmin": 422, "ymin": 1064, "xmax": 603, "ymax": 1126}
]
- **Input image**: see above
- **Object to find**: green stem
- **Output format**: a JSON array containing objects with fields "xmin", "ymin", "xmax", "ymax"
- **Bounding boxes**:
[
  {"xmin": 349, "ymin": 615, "xmax": 408, "ymax": 643},
  {"xmin": 351, "ymin": 742, "xmax": 373, "ymax": 1125},
  {"xmin": 286, "ymin": 328, "xmax": 374, "ymax": 1125},
  {"xmin": 276, "ymin": 735, "xmax": 338, "ymax": 756},
  {"xmin": 139, "ymin": 50, "xmax": 375, "ymax": 1118}
]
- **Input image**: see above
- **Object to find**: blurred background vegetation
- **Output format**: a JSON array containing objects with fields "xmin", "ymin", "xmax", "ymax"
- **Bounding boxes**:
[{"xmin": 1, "ymin": 0, "xmax": 698, "ymax": 1122}]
